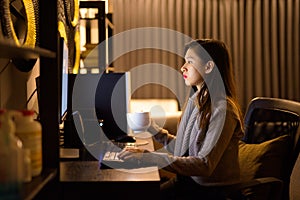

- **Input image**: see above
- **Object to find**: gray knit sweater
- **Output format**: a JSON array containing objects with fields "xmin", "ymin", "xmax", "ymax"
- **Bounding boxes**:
[{"xmin": 144, "ymin": 92, "xmax": 244, "ymax": 186}]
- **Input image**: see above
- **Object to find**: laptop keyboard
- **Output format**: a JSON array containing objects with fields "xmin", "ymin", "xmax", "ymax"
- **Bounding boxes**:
[
  {"xmin": 100, "ymin": 142, "xmax": 138, "ymax": 169},
  {"xmin": 103, "ymin": 151, "xmax": 123, "ymax": 162}
]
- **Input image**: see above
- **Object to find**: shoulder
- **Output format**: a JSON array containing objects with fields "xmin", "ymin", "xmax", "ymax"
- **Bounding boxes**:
[{"xmin": 226, "ymin": 97, "xmax": 242, "ymax": 119}]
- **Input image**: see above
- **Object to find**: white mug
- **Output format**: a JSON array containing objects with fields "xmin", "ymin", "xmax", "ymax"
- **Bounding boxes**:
[{"xmin": 127, "ymin": 112, "xmax": 151, "ymax": 133}]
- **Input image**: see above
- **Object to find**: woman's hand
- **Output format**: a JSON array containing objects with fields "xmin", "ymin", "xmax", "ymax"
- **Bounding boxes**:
[
  {"xmin": 118, "ymin": 147, "xmax": 149, "ymax": 162},
  {"xmin": 118, "ymin": 147, "xmax": 172, "ymax": 168}
]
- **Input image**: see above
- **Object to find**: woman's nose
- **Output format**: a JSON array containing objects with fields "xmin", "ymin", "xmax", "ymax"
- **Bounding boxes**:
[{"xmin": 181, "ymin": 64, "xmax": 187, "ymax": 73}]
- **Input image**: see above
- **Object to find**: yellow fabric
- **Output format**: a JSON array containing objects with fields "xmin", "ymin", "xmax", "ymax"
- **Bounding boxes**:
[{"xmin": 238, "ymin": 135, "xmax": 290, "ymax": 181}]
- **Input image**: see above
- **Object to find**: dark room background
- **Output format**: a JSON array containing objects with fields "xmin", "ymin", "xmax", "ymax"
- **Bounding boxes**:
[{"xmin": 112, "ymin": 0, "xmax": 300, "ymax": 111}]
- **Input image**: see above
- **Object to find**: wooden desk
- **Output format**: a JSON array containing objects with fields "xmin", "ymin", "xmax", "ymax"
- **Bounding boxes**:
[{"xmin": 60, "ymin": 133, "xmax": 161, "ymax": 200}]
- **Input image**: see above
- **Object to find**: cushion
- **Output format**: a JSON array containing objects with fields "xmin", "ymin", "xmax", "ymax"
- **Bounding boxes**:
[{"xmin": 238, "ymin": 134, "xmax": 290, "ymax": 181}]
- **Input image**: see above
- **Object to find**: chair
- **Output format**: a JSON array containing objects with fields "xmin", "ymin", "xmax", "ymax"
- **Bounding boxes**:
[
  {"xmin": 290, "ymin": 153, "xmax": 300, "ymax": 200},
  {"xmin": 224, "ymin": 97, "xmax": 300, "ymax": 200}
]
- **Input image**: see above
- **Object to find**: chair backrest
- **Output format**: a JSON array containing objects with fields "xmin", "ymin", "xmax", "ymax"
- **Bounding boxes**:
[{"xmin": 243, "ymin": 97, "xmax": 300, "ymax": 199}]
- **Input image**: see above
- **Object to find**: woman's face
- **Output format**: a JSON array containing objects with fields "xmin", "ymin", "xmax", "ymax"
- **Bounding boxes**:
[{"xmin": 181, "ymin": 48, "xmax": 205, "ymax": 89}]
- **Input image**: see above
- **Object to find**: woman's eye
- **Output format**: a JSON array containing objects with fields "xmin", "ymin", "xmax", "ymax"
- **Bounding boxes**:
[{"xmin": 187, "ymin": 61, "xmax": 193, "ymax": 64}]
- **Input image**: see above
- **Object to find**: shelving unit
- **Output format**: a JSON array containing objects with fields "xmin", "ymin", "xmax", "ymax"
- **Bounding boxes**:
[
  {"xmin": 0, "ymin": 40, "xmax": 55, "ymax": 59},
  {"xmin": 21, "ymin": 168, "xmax": 57, "ymax": 200},
  {"xmin": 79, "ymin": 1, "xmax": 106, "ymax": 69},
  {"xmin": 37, "ymin": 1, "xmax": 61, "ymax": 199},
  {"xmin": 0, "ymin": 41, "xmax": 57, "ymax": 199}
]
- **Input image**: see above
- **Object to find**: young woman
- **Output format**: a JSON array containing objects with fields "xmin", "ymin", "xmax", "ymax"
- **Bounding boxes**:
[{"xmin": 119, "ymin": 39, "xmax": 244, "ymax": 199}]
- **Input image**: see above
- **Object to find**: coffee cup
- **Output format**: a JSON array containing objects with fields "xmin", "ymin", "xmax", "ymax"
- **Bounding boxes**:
[{"xmin": 127, "ymin": 112, "xmax": 151, "ymax": 133}]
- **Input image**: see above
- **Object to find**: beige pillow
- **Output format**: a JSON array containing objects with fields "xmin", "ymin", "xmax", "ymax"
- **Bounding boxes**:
[{"xmin": 238, "ymin": 134, "xmax": 290, "ymax": 181}]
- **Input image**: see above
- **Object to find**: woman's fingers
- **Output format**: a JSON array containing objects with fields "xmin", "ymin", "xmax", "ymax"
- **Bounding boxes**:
[{"xmin": 118, "ymin": 148, "xmax": 144, "ymax": 160}]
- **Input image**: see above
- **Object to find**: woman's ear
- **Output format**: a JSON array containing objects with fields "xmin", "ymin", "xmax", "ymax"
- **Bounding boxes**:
[{"xmin": 205, "ymin": 61, "xmax": 215, "ymax": 74}]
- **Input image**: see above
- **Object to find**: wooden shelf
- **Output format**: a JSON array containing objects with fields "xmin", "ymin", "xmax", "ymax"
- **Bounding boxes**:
[
  {"xmin": 0, "ymin": 40, "xmax": 56, "ymax": 59},
  {"xmin": 22, "ymin": 168, "xmax": 57, "ymax": 200}
]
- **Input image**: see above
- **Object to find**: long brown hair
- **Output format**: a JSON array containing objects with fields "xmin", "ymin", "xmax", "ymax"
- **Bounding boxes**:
[{"xmin": 184, "ymin": 39, "xmax": 243, "ymax": 132}]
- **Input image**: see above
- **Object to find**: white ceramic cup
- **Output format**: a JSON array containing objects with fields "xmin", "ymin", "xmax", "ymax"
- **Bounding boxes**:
[{"xmin": 127, "ymin": 112, "xmax": 151, "ymax": 133}]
